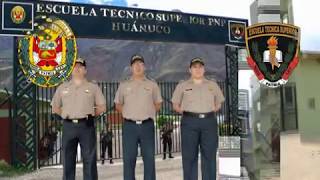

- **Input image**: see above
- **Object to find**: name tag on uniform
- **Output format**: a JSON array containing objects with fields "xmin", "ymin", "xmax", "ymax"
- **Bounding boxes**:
[
  {"xmin": 85, "ymin": 89, "xmax": 90, "ymax": 93},
  {"xmin": 144, "ymin": 87, "xmax": 151, "ymax": 91},
  {"xmin": 185, "ymin": 88, "xmax": 193, "ymax": 91},
  {"xmin": 62, "ymin": 90, "xmax": 69, "ymax": 94}
]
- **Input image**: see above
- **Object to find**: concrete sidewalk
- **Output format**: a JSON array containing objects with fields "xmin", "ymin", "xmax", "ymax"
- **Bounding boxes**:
[
  {"xmin": 3, "ymin": 137, "xmax": 245, "ymax": 180},
  {"xmin": 3, "ymin": 153, "xmax": 243, "ymax": 180},
  {"xmin": 281, "ymin": 133, "xmax": 320, "ymax": 180},
  {"xmin": 3, "ymin": 154, "xmax": 187, "ymax": 180}
]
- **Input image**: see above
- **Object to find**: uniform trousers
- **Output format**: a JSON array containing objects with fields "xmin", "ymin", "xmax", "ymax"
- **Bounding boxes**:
[
  {"xmin": 181, "ymin": 113, "xmax": 218, "ymax": 180},
  {"xmin": 62, "ymin": 120, "xmax": 97, "ymax": 180},
  {"xmin": 122, "ymin": 118, "xmax": 155, "ymax": 180}
]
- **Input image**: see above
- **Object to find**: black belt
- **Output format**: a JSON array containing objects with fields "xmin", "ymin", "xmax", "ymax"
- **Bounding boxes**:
[
  {"xmin": 125, "ymin": 118, "xmax": 153, "ymax": 125},
  {"xmin": 183, "ymin": 111, "xmax": 214, "ymax": 119},
  {"xmin": 64, "ymin": 117, "xmax": 89, "ymax": 124}
]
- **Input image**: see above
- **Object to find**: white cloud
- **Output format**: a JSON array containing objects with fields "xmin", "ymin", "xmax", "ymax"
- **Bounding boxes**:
[
  {"xmin": 127, "ymin": 0, "xmax": 252, "ymax": 19},
  {"xmin": 292, "ymin": 0, "xmax": 320, "ymax": 51},
  {"xmin": 47, "ymin": 0, "xmax": 72, "ymax": 2},
  {"xmin": 89, "ymin": 0, "xmax": 103, "ymax": 4}
]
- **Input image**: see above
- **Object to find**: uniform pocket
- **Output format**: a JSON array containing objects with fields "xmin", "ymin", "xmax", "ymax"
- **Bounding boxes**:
[
  {"xmin": 85, "ymin": 92, "xmax": 94, "ymax": 100},
  {"xmin": 61, "ymin": 90, "xmax": 72, "ymax": 105},
  {"xmin": 143, "ymin": 86, "xmax": 153, "ymax": 96},
  {"xmin": 124, "ymin": 87, "xmax": 133, "ymax": 97},
  {"xmin": 205, "ymin": 88, "xmax": 215, "ymax": 104},
  {"xmin": 61, "ymin": 90, "xmax": 70, "ymax": 98},
  {"xmin": 183, "ymin": 89, "xmax": 194, "ymax": 103}
]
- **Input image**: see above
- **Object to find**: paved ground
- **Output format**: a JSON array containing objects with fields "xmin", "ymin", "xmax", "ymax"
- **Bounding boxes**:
[
  {"xmin": 281, "ymin": 132, "xmax": 320, "ymax": 180},
  {"xmin": 7, "ymin": 134, "xmax": 311, "ymax": 180},
  {"xmin": 1, "ymin": 154, "xmax": 194, "ymax": 180},
  {"xmin": 1, "ymin": 137, "xmax": 249, "ymax": 180},
  {"xmin": 1, "ymin": 153, "xmax": 246, "ymax": 180}
]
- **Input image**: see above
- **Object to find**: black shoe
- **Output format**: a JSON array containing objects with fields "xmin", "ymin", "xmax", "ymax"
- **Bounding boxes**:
[
  {"xmin": 109, "ymin": 159, "xmax": 114, "ymax": 164},
  {"xmin": 101, "ymin": 160, "xmax": 105, "ymax": 165},
  {"xmin": 169, "ymin": 155, "xmax": 174, "ymax": 158},
  {"xmin": 163, "ymin": 155, "xmax": 166, "ymax": 160}
]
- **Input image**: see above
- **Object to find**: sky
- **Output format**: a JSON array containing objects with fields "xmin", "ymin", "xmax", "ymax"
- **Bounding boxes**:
[
  {"xmin": 292, "ymin": 0, "xmax": 320, "ymax": 52},
  {"xmin": 49, "ymin": 0, "xmax": 319, "ymax": 52}
]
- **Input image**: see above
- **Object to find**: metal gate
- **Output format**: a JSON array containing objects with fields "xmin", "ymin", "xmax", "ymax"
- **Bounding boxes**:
[
  {"xmin": 10, "ymin": 35, "xmax": 241, "ymax": 169},
  {"xmin": 36, "ymin": 81, "xmax": 229, "ymax": 167}
]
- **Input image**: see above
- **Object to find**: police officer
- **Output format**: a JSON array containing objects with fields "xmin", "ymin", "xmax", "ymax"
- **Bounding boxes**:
[
  {"xmin": 114, "ymin": 55, "xmax": 162, "ymax": 180},
  {"xmin": 161, "ymin": 121, "xmax": 174, "ymax": 160},
  {"xmin": 171, "ymin": 58, "xmax": 225, "ymax": 180},
  {"xmin": 51, "ymin": 58, "xmax": 106, "ymax": 180}
]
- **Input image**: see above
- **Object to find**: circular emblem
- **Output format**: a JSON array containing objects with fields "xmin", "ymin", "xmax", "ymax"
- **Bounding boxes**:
[
  {"xmin": 18, "ymin": 16, "xmax": 77, "ymax": 87},
  {"xmin": 11, "ymin": 6, "xmax": 25, "ymax": 24}
]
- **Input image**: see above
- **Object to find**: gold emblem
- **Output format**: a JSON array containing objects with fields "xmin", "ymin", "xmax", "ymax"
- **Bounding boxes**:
[
  {"xmin": 11, "ymin": 6, "xmax": 25, "ymax": 24},
  {"xmin": 18, "ymin": 16, "xmax": 77, "ymax": 87}
]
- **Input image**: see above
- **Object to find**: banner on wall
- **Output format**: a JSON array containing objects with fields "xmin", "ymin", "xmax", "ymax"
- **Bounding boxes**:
[{"xmin": 0, "ymin": 0, "xmax": 248, "ymax": 44}]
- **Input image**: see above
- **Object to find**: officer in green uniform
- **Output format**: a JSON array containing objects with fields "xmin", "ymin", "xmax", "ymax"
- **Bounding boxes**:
[
  {"xmin": 171, "ymin": 58, "xmax": 225, "ymax": 180},
  {"xmin": 114, "ymin": 55, "xmax": 162, "ymax": 180},
  {"xmin": 51, "ymin": 58, "xmax": 106, "ymax": 180}
]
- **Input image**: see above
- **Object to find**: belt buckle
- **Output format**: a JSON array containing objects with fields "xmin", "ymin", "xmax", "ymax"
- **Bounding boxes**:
[
  {"xmin": 136, "ymin": 120, "xmax": 142, "ymax": 125},
  {"xmin": 199, "ymin": 114, "xmax": 205, "ymax": 118},
  {"xmin": 72, "ymin": 119, "xmax": 79, "ymax": 123}
]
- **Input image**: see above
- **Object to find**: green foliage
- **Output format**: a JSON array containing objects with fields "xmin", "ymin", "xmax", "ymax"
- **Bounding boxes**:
[
  {"xmin": 0, "ymin": 160, "xmax": 30, "ymax": 177},
  {"xmin": 156, "ymin": 115, "xmax": 180, "ymax": 128},
  {"xmin": 218, "ymin": 123, "xmax": 233, "ymax": 136}
]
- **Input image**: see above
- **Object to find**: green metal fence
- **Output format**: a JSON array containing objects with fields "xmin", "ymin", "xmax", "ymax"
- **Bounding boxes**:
[{"xmin": 36, "ymin": 81, "xmax": 229, "ymax": 167}]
